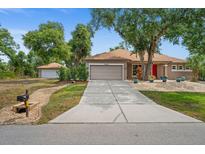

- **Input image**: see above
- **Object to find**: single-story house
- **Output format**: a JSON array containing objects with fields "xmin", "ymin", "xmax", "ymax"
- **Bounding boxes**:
[
  {"xmin": 37, "ymin": 62, "xmax": 62, "ymax": 78},
  {"xmin": 85, "ymin": 49, "xmax": 192, "ymax": 80}
]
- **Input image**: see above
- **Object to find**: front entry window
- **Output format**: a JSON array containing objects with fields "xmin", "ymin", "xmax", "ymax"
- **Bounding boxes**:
[
  {"xmin": 132, "ymin": 64, "xmax": 142, "ymax": 80},
  {"xmin": 132, "ymin": 65, "xmax": 137, "ymax": 76}
]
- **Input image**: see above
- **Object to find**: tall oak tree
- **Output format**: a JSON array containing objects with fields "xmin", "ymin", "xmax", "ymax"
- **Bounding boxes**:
[{"xmin": 90, "ymin": 9, "xmax": 202, "ymax": 80}]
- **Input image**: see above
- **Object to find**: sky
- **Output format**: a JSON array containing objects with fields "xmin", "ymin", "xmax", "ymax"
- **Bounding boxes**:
[{"xmin": 0, "ymin": 8, "xmax": 190, "ymax": 61}]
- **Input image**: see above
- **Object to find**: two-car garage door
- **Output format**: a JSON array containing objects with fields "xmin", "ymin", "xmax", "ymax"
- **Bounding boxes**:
[{"xmin": 90, "ymin": 65, "xmax": 123, "ymax": 80}]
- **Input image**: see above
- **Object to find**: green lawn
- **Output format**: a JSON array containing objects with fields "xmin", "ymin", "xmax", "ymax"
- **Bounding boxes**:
[
  {"xmin": 140, "ymin": 91, "xmax": 205, "ymax": 122},
  {"xmin": 37, "ymin": 83, "xmax": 87, "ymax": 124}
]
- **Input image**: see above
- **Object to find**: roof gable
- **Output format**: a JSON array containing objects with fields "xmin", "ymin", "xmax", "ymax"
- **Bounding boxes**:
[
  {"xmin": 37, "ymin": 63, "xmax": 63, "ymax": 69},
  {"xmin": 86, "ymin": 49, "xmax": 186, "ymax": 63}
]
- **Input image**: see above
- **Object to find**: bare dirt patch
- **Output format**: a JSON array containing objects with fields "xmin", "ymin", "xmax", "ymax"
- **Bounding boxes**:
[
  {"xmin": 0, "ymin": 84, "xmax": 67, "ymax": 125},
  {"xmin": 130, "ymin": 80, "xmax": 205, "ymax": 92}
]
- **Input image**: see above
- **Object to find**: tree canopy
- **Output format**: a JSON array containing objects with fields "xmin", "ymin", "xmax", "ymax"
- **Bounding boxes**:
[
  {"xmin": 109, "ymin": 42, "xmax": 127, "ymax": 51},
  {"xmin": 8, "ymin": 51, "xmax": 27, "ymax": 75},
  {"xmin": 68, "ymin": 24, "xmax": 92, "ymax": 65},
  {"xmin": 0, "ymin": 26, "xmax": 19, "ymax": 63},
  {"xmin": 90, "ymin": 8, "xmax": 204, "ymax": 80},
  {"xmin": 23, "ymin": 21, "xmax": 71, "ymax": 64},
  {"xmin": 182, "ymin": 9, "xmax": 205, "ymax": 55},
  {"xmin": 0, "ymin": 22, "xmax": 93, "ymax": 79}
]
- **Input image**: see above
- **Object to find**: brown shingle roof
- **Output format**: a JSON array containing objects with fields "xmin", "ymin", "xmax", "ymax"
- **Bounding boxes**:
[
  {"xmin": 37, "ymin": 63, "xmax": 63, "ymax": 69},
  {"xmin": 85, "ymin": 49, "xmax": 186, "ymax": 63}
]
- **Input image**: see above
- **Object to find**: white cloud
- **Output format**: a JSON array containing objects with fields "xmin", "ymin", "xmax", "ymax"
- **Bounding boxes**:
[
  {"xmin": 0, "ymin": 8, "xmax": 32, "ymax": 16},
  {"xmin": 0, "ymin": 9, "xmax": 9, "ymax": 15},
  {"xmin": 58, "ymin": 8, "xmax": 74, "ymax": 14},
  {"xmin": 59, "ymin": 9, "xmax": 69, "ymax": 14}
]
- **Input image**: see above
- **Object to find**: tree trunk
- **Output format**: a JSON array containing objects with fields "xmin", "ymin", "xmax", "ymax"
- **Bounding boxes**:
[
  {"xmin": 138, "ymin": 52, "xmax": 145, "ymax": 80},
  {"xmin": 74, "ymin": 54, "xmax": 80, "ymax": 66},
  {"xmin": 144, "ymin": 39, "xmax": 157, "ymax": 80},
  {"xmin": 145, "ymin": 50, "xmax": 153, "ymax": 80}
]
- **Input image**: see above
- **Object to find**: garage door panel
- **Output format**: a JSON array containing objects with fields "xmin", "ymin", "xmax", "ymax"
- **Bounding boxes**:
[
  {"xmin": 41, "ymin": 69, "xmax": 58, "ymax": 78},
  {"xmin": 90, "ymin": 65, "xmax": 123, "ymax": 80}
]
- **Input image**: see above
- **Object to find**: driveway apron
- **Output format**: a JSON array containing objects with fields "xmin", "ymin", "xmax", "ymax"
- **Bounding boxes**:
[{"xmin": 50, "ymin": 80, "xmax": 201, "ymax": 123}]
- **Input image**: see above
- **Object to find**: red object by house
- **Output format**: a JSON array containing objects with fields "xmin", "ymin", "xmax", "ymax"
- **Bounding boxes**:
[{"xmin": 152, "ymin": 64, "xmax": 157, "ymax": 77}]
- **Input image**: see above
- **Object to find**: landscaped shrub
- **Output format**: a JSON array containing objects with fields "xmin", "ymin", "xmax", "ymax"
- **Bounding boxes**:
[
  {"xmin": 70, "ymin": 67, "xmax": 78, "ymax": 80},
  {"xmin": 148, "ymin": 75, "xmax": 156, "ymax": 82},
  {"xmin": 77, "ymin": 64, "xmax": 88, "ymax": 81},
  {"xmin": 58, "ymin": 64, "xmax": 88, "ymax": 81},
  {"xmin": 66, "ymin": 68, "xmax": 72, "ymax": 80},
  {"xmin": 199, "ymin": 74, "xmax": 205, "ymax": 81},
  {"xmin": 0, "ymin": 71, "xmax": 16, "ymax": 79},
  {"xmin": 181, "ymin": 76, "xmax": 186, "ymax": 81},
  {"xmin": 176, "ymin": 77, "xmax": 181, "ymax": 82},
  {"xmin": 57, "ymin": 67, "xmax": 68, "ymax": 81},
  {"xmin": 199, "ymin": 70, "xmax": 205, "ymax": 81}
]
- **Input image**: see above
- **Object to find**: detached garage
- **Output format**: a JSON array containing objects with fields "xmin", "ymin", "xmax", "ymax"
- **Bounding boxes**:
[{"xmin": 37, "ymin": 63, "xmax": 62, "ymax": 78}]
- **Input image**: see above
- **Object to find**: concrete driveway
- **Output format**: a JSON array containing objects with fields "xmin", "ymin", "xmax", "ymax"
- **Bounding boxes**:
[{"xmin": 50, "ymin": 80, "xmax": 201, "ymax": 123}]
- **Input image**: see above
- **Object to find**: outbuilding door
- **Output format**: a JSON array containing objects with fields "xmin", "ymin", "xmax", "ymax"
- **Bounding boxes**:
[
  {"xmin": 90, "ymin": 65, "xmax": 123, "ymax": 80},
  {"xmin": 41, "ymin": 69, "xmax": 59, "ymax": 78}
]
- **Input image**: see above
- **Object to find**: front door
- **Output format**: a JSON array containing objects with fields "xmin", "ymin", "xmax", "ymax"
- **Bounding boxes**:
[{"xmin": 152, "ymin": 64, "xmax": 157, "ymax": 77}]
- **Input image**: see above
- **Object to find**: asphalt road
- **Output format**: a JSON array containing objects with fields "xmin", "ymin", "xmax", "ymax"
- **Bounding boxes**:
[{"xmin": 0, "ymin": 123, "xmax": 205, "ymax": 145}]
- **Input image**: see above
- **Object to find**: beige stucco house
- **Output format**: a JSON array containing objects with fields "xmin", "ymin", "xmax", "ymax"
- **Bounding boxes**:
[{"xmin": 85, "ymin": 49, "xmax": 192, "ymax": 80}]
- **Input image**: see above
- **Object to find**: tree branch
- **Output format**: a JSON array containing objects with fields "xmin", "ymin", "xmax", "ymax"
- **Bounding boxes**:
[{"xmin": 156, "ymin": 24, "xmax": 169, "ymax": 41}]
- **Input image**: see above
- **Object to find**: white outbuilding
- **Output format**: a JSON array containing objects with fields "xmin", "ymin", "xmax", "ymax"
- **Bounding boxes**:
[{"xmin": 37, "ymin": 63, "xmax": 63, "ymax": 78}]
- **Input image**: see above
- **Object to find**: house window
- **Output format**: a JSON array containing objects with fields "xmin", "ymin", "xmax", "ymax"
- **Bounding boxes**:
[
  {"xmin": 132, "ymin": 64, "xmax": 137, "ymax": 76},
  {"xmin": 178, "ymin": 65, "xmax": 184, "ymax": 70},
  {"xmin": 172, "ymin": 65, "xmax": 177, "ymax": 70},
  {"xmin": 185, "ymin": 66, "xmax": 190, "ymax": 70}
]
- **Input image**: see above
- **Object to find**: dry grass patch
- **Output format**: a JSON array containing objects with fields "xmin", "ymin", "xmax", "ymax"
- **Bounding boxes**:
[{"xmin": 0, "ymin": 79, "xmax": 59, "ymax": 110}]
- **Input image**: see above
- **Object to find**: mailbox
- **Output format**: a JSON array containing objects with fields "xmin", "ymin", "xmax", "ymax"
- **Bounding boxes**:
[
  {"xmin": 17, "ymin": 95, "xmax": 29, "ymax": 102},
  {"xmin": 16, "ymin": 90, "xmax": 29, "ymax": 117}
]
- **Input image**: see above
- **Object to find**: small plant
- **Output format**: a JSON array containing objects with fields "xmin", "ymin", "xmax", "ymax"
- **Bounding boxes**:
[
  {"xmin": 148, "ymin": 75, "xmax": 156, "ymax": 83},
  {"xmin": 176, "ymin": 77, "xmax": 181, "ymax": 82},
  {"xmin": 133, "ymin": 76, "xmax": 138, "ymax": 84},
  {"xmin": 181, "ymin": 76, "xmax": 186, "ymax": 81},
  {"xmin": 160, "ymin": 76, "xmax": 168, "ymax": 82}
]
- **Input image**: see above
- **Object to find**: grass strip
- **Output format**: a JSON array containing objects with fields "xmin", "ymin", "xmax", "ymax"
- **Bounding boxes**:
[
  {"xmin": 37, "ymin": 83, "xmax": 87, "ymax": 124},
  {"xmin": 141, "ymin": 91, "xmax": 205, "ymax": 122}
]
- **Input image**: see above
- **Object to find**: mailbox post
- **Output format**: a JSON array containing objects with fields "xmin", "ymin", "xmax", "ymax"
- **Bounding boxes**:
[
  {"xmin": 17, "ymin": 89, "xmax": 29, "ymax": 117},
  {"xmin": 25, "ymin": 90, "xmax": 29, "ymax": 117}
]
